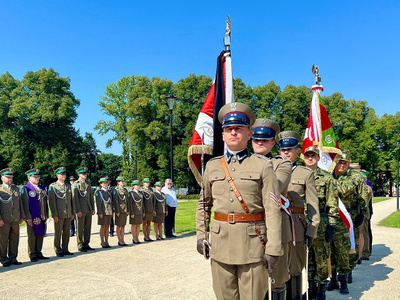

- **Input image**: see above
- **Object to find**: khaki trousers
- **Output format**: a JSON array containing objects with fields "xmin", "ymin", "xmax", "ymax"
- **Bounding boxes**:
[
  {"xmin": 288, "ymin": 241, "xmax": 306, "ymax": 276},
  {"xmin": 54, "ymin": 217, "xmax": 71, "ymax": 253},
  {"xmin": 27, "ymin": 222, "xmax": 46, "ymax": 258},
  {"xmin": 77, "ymin": 212, "xmax": 92, "ymax": 248},
  {"xmin": 0, "ymin": 221, "xmax": 20, "ymax": 263}
]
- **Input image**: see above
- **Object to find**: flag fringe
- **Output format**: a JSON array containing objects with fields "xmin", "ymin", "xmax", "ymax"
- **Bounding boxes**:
[{"xmin": 187, "ymin": 145, "xmax": 213, "ymax": 185}]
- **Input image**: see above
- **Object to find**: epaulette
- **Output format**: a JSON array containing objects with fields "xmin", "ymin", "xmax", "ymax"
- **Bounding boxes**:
[
  {"xmin": 271, "ymin": 154, "xmax": 288, "ymax": 161},
  {"xmin": 251, "ymin": 153, "xmax": 269, "ymax": 161},
  {"xmin": 208, "ymin": 155, "xmax": 224, "ymax": 162},
  {"xmin": 297, "ymin": 165, "xmax": 313, "ymax": 172}
]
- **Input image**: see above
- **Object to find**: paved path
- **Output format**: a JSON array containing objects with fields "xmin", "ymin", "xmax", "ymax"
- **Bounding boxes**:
[{"xmin": 1, "ymin": 198, "xmax": 399, "ymax": 299}]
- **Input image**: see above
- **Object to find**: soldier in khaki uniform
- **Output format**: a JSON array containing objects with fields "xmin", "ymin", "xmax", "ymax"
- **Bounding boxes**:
[
  {"xmin": 303, "ymin": 147, "xmax": 339, "ymax": 300},
  {"xmin": 153, "ymin": 181, "xmax": 167, "ymax": 240},
  {"xmin": 251, "ymin": 119, "xmax": 292, "ymax": 300},
  {"xmin": 277, "ymin": 132, "xmax": 320, "ymax": 299},
  {"xmin": 48, "ymin": 167, "xmax": 74, "ymax": 257},
  {"xmin": 113, "ymin": 176, "xmax": 129, "ymax": 246},
  {"xmin": 129, "ymin": 180, "xmax": 144, "ymax": 244},
  {"xmin": 71, "ymin": 167, "xmax": 95, "ymax": 252},
  {"xmin": 196, "ymin": 103, "xmax": 283, "ymax": 300},
  {"xmin": 95, "ymin": 176, "xmax": 113, "ymax": 248},
  {"xmin": 21, "ymin": 169, "xmax": 49, "ymax": 262},
  {"xmin": 142, "ymin": 178, "xmax": 155, "ymax": 242},
  {"xmin": 0, "ymin": 168, "xmax": 24, "ymax": 267}
]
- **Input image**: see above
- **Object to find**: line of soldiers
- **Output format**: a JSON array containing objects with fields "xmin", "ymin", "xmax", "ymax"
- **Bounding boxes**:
[
  {"xmin": 196, "ymin": 102, "xmax": 370, "ymax": 300},
  {"xmin": 0, "ymin": 167, "xmax": 168, "ymax": 267}
]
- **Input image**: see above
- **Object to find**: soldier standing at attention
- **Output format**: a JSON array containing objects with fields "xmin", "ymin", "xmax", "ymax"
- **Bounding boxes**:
[
  {"xmin": 113, "ymin": 176, "xmax": 129, "ymax": 246},
  {"xmin": 196, "ymin": 103, "xmax": 283, "ymax": 300},
  {"xmin": 21, "ymin": 169, "xmax": 49, "ymax": 262},
  {"xmin": 327, "ymin": 151, "xmax": 367, "ymax": 294},
  {"xmin": 251, "ymin": 119, "xmax": 292, "ymax": 300},
  {"xmin": 129, "ymin": 180, "xmax": 144, "ymax": 244},
  {"xmin": 303, "ymin": 147, "xmax": 339, "ymax": 300},
  {"xmin": 277, "ymin": 131, "xmax": 320, "ymax": 300},
  {"xmin": 48, "ymin": 167, "xmax": 74, "ymax": 257},
  {"xmin": 71, "ymin": 167, "xmax": 95, "ymax": 252},
  {"xmin": 142, "ymin": 178, "xmax": 155, "ymax": 242},
  {"xmin": 69, "ymin": 175, "xmax": 77, "ymax": 237},
  {"xmin": 0, "ymin": 168, "xmax": 24, "ymax": 267},
  {"xmin": 95, "ymin": 176, "xmax": 113, "ymax": 248},
  {"xmin": 153, "ymin": 181, "xmax": 167, "ymax": 240},
  {"xmin": 359, "ymin": 170, "xmax": 373, "ymax": 261}
]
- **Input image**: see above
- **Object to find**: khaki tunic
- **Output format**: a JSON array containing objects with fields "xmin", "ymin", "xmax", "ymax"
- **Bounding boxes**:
[
  {"xmin": 0, "ymin": 184, "xmax": 24, "ymax": 264},
  {"xmin": 153, "ymin": 191, "xmax": 166, "ymax": 223},
  {"xmin": 128, "ymin": 190, "xmax": 144, "ymax": 225},
  {"xmin": 72, "ymin": 180, "xmax": 94, "ymax": 214},
  {"xmin": 95, "ymin": 189, "xmax": 113, "ymax": 225},
  {"xmin": 113, "ymin": 186, "xmax": 128, "ymax": 226},
  {"xmin": 142, "ymin": 188, "xmax": 155, "ymax": 221}
]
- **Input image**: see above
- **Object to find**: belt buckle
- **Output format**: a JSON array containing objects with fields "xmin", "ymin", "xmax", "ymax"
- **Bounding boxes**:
[{"xmin": 228, "ymin": 213, "xmax": 235, "ymax": 224}]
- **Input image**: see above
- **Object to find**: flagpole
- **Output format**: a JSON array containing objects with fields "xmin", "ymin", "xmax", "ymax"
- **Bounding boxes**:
[{"xmin": 224, "ymin": 15, "xmax": 231, "ymax": 51}]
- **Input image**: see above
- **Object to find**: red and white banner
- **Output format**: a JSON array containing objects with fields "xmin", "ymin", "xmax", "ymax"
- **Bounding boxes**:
[{"xmin": 188, "ymin": 51, "xmax": 233, "ymax": 185}]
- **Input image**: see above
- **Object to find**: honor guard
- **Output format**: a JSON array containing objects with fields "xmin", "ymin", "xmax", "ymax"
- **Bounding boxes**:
[
  {"xmin": 327, "ymin": 151, "xmax": 367, "ymax": 294},
  {"xmin": 95, "ymin": 176, "xmax": 113, "ymax": 248},
  {"xmin": 48, "ymin": 167, "xmax": 74, "ymax": 257},
  {"xmin": 69, "ymin": 175, "xmax": 77, "ymax": 237},
  {"xmin": 196, "ymin": 103, "xmax": 283, "ymax": 300},
  {"xmin": 113, "ymin": 176, "xmax": 129, "ymax": 246},
  {"xmin": 277, "ymin": 131, "xmax": 320, "ymax": 299},
  {"xmin": 153, "ymin": 181, "xmax": 167, "ymax": 240},
  {"xmin": 129, "ymin": 180, "xmax": 144, "ymax": 244},
  {"xmin": 21, "ymin": 169, "xmax": 49, "ymax": 262},
  {"xmin": 303, "ymin": 147, "xmax": 339, "ymax": 299},
  {"xmin": 359, "ymin": 170, "xmax": 373, "ymax": 261},
  {"xmin": 0, "ymin": 168, "xmax": 25, "ymax": 267},
  {"xmin": 71, "ymin": 167, "xmax": 95, "ymax": 252},
  {"xmin": 142, "ymin": 178, "xmax": 155, "ymax": 242},
  {"xmin": 251, "ymin": 119, "xmax": 292, "ymax": 300}
]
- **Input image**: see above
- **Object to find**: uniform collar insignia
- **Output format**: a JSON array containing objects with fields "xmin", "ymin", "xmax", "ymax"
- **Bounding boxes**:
[{"xmin": 225, "ymin": 148, "xmax": 249, "ymax": 163}]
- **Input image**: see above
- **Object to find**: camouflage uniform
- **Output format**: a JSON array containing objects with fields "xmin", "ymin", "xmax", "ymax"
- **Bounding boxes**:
[
  {"xmin": 308, "ymin": 167, "xmax": 339, "ymax": 284},
  {"xmin": 331, "ymin": 168, "xmax": 367, "ymax": 275}
]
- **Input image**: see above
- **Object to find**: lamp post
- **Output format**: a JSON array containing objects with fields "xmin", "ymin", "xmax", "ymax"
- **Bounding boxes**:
[
  {"xmin": 167, "ymin": 95, "xmax": 176, "ymax": 182},
  {"xmin": 397, "ymin": 142, "xmax": 399, "ymax": 211},
  {"xmin": 133, "ymin": 143, "xmax": 138, "ymax": 180}
]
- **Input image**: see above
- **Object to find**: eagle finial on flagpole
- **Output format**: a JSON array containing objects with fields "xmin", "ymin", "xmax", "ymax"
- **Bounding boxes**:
[
  {"xmin": 224, "ymin": 15, "xmax": 231, "ymax": 51},
  {"xmin": 312, "ymin": 64, "xmax": 321, "ymax": 85}
]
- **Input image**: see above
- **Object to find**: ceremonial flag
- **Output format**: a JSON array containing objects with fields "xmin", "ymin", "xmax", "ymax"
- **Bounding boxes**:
[
  {"xmin": 188, "ymin": 50, "xmax": 233, "ymax": 185},
  {"xmin": 301, "ymin": 83, "xmax": 356, "ymax": 253}
]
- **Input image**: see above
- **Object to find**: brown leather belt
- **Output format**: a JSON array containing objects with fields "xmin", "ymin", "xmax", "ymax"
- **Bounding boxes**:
[
  {"xmin": 290, "ymin": 207, "xmax": 305, "ymax": 214},
  {"xmin": 214, "ymin": 212, "xmax": 265, "ymax": 224}
]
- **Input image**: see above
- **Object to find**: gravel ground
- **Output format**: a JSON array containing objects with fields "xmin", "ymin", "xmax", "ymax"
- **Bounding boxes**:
[{"xmin": 1, "ymin": 198, "xmax": 399, "ymax": 300}]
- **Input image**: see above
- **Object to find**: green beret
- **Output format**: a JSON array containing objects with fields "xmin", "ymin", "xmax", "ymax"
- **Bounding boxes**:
[
  {"xmin": 304, "ymin": 146, "xmax": 319, "ymax": 156},
  {"xmin": 25, "ymin": 169, "xmax": 40, "ymax": 177},
  {"xmin": 154, "ymin": 181, "xmax": 162, "ymax": 187},
  {"xmin": 132, "ymin": 180, "xmax": 140, "ymax": 185},
  {"xmin": 55, "ymin": 167, "xmax": 67, "ymax": 175},
  {"xmin": 76, "ymin": 167, "xmax": 87, "ymax": 174},
  {"xmin": 143, "ymin": 178, "xmax": 150, "ymax": 183},
  {"xmin": 218, "ymin": 102, "xmax": 255, "ymax": 127},
  {"xmin": 0, "ymin": 168, "xmax": 14, "ymax": 177}
]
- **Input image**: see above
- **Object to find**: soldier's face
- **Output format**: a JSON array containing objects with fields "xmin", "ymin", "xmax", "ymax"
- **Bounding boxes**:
[
  {"xmin": 79, "ymin": 173, "xmax": 87, "ymax": 180},
  {"xmin": 304, "ymin": 152, "xmax": 319, "ymax": 169},
  {"xmin": 335, "ymin": 160, "xmax": 350, "ymax": 175},
  {"xmin": 57, "ymin": 173, "xmax": 67, "ymax": 183},
  {"xmin": 101, "ymin": 181, "xmax": 109, "ymax": 189},
  {"xmin": 29, "ymin": 175, "xmax": 40, "ymax": 185},
  {"xmin": 1, "ymin": 175, "xmax": 13, "ymax": 185},
  {"xmin": 222, "ymin": 125, "xmax": 251, "ymax": 151},
  {"xmin": 252, "ymin": 139, "xmax": 275, "ymax": 155},
  {"xmin": 133, "ymin": 184, "xmax": 140, "ymax": 190},
  {"xmin": 118, "ymin": 181, "xmax": 126, "ymax": 187},
  {"xmin": 144, "ymin": 182, "xmax": 150, "ymax": 188},
  {"xmin": 155, "ymin": 186, "xmax": 162, "ymax": 192},
  {"xmin": 279, "ymin": 148, "xmax": 299, "ymax": 163}
]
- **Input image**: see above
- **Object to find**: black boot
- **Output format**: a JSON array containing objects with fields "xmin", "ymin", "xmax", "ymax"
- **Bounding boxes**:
[
  {"xmin": 338, "ymin": 274, "xmax": 349, "ymax": 294},
  {"xmin": 271, "ymin": 289, "xmax": 286, "ymax": 300},
  {"xmin": 316, "ymin": 284, "xmax": 326, "ymax": 300},
  {"xmin": 302, "ymin": 280, "xmax": 317, "ymax": 300},
  {"xmin": 286, "ymin": 278, "xmax": 292, "ymax": 300},
  {"xmin": 288, "ymin": 275, "xmax": 302, "ymax": 300},
  {"xmin": 348, "ymin": 270, "xmax": 353, "ymax": 283},
  {"xmin": 326, "ymin": 274, "xmax": 339, "ymax": 291}
]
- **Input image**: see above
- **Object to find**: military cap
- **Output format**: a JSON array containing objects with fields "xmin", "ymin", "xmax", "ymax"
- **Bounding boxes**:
[
  {"xmin": 143, "ymin": 178, "xmax": 150, "ymax": 182},
  {"xmin": 304, "ymin": 146, "xmax": 319, "ymax": 156},
  {"xmin": 276, "ymin": 131, "xmax": 302, "ymax": 149},
  {"xmin": 340, "ymin": 150, "xmax": 351, "ymax": 162},
  {"xmin": 251, "ymin": 119, "xmax": 280, "ymax": 140},
  {"xmin": 99, "ymin": 176, "xmax": 109, "ymax": 183},
  {"xmin": 132, "ymin": 180, "xmax": 140, "ymax": 185},
  {"xmin": 0, "ymin": 168, "xmax": 14, "ymax": 177},
  {"xmin": 154, "ymin": 181, "xmax": 162, "ymax": 186},
  {"xmin": 25, "ymin": 169, "xmax": 40, "ymax": 177},
  {"xmin": 116, "ymin": 176, "xmax": 125, "ymax": 181},
  {"xmin": 69, "ymin": 176, "xmax": 76, "ymax": 181},
  {"xmin": 55, "ymin": 166, "xmax": 67, "ymax": 175},
  {"xmin": 76, "ymin": 167, "xmax": 88, "ymax": 174},
  {"xmin": 218, "ymin": 102, "xmax": 256, "ymax": 128}
]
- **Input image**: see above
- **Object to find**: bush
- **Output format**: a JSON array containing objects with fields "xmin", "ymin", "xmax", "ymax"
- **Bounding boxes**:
[{"xmin": 177, "ymin": 194, "xmax": 200, "ymax": 200}]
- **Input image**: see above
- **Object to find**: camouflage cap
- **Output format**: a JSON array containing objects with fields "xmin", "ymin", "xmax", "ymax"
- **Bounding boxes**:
[
  {"xmin": 25, "ymin": 169, "xmax": 40, "ymax": 177},
  {"xmin": 304, "ymin": 146, "xmax": 319, "ymax": 156},
  {"xmin": 251, "ymin": 119, "xmax": 280, "ymax": 140},
  {"xmin": 218, "ymin": 102, "xmax": 255, "ymax": 128},
  {"xmin": 340, "ymin": 150, "xmax": 351, "ymax": 162},
  {"xmin": 276, "ymin": 131, "xmax": 301, "ymax": 149},
  {"xmin": 0, "ymin": 168, "xmax": 14, "ymax": 177}
]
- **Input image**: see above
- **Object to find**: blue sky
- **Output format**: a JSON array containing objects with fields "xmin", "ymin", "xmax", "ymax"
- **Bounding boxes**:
[{"xmin": 1, "ymin": 1, "xmax": 399, "ymax": 155}]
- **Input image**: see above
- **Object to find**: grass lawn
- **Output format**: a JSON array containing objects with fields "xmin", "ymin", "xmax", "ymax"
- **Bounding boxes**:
[
  {"xmin": 372, "ymin": 197, "xmax": 392, "ymax": 204},
  {"xmin": 379, "ymin": 210, "xmax": 400, "ymax": 228},
  {"xmin": 175, "ymin": 200, "xmax": 198, "ymax": 235}
]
